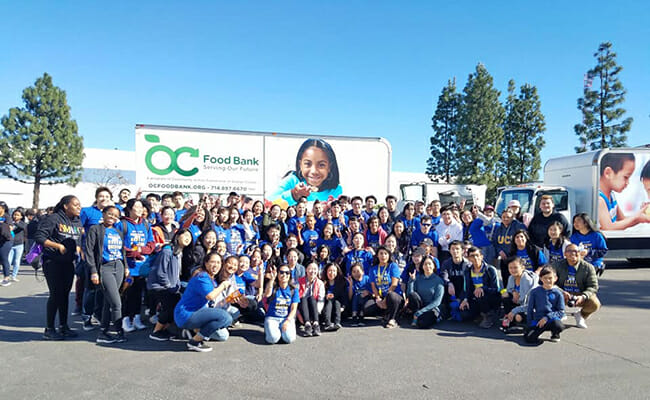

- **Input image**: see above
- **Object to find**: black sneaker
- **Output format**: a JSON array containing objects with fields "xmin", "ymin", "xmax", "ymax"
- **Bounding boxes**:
[
  {"xmin": 323, "ymin": 323, "xmax": 337, "ymax": 332},
  {"xmin": 312, "ymin": 323, "xmax": 321, "ymax": 336},
  {"xmin": 334, "ymin": 323, "xmax": 342, "ymax": 331},
  {"xmin": 149, "ymin": 330, "xmax": 171, "ymax": 341},
  {"xmin": 43, "ymin": 328, "xmax": 64, "ymax": 341},
  {"xmin": 303, "ymin": 323, "xmax": 313, "ymax": 337},
  {"xmin": 187, "ymin": 339, "xmax": 212, "ymax": 352},
  {"xmin": 83, "ymin": 319, "xmax": 97, "ymax": 331},
  {"xmin": 71, "ymin": 307, "xmax": 82, "ymax": 316},
  {"xmin": 550, "ymin": 333, "xmax": 561, "ymax": 343},
  {"xmin": 97, "ymin": 331, "xmax": 117, "ymax": 344},
  {"xmin": 350, "ymin": 316, "xmax": 359, "ymax": 327},
  {"xmin": 58, "ymin": 325, "xmax": 79, "ymax": 338},
  {"xmin": 114, "ymin": 330, "xmax": 127, "ymax": 343}
]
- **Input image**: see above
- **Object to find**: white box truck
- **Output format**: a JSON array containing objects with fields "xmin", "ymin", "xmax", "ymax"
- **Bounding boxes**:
[
  {"xmin": 135, "ymin": 124, "xmax": 392, "ymax": 207},
  {"xmin": 495, "ymin": 147, "xmax": 650, "ymax": 261}
]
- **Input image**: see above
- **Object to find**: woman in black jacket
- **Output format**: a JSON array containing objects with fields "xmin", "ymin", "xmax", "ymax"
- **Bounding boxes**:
[
  {"xmin": 321, "ymin": 263, "xmax": 347, "ymax": 331},
  {"xmin": 0, "ymin": 202, "xmax": 13, "ymax": 287},
  {"xmin": 84, "ymin": 206, "xmax": 129, "ymax": 344},
  {"xmin": 34, "ymin": 195, "xmax": 84, "ymax": 340}
]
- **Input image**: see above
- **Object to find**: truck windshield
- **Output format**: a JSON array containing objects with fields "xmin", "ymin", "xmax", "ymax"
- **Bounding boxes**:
[
  {"xmin": 401, "ymin": 184, "xmax": 424, "ymax": 202},
  {"xmin": 495, "ymin": 189, "xmax": 533, "ymax": 216}
]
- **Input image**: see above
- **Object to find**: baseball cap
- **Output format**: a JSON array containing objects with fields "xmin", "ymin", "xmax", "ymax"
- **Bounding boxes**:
[{"xmin": 507, "ymin": 200, "xmax": 521, "ymax": 208}]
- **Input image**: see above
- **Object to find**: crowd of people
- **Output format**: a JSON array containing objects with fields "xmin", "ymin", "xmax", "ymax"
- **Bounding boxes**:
[{"xmin": 0, "ymin": 186, "xmax": 605, "ymax": 351}]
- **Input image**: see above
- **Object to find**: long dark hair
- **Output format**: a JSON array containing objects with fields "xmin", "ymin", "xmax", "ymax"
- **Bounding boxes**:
[
  {"xmin": 322, "ymin": 262, "xmax": 345, "ymax": 288},
  {"xmin": 545, "ymin": 221, "xmax": 568, "ymax": 249},
  {"xmin": 294, "ymin": 138, "xmax": 340, "ymax": 190},
  {"xmin": 123, "ymin": 198, "xmax": 142, "ymax": 220},
  {"xmin": 509, "ymin": 229, "xmax": 539, "ymax": 258},
  {"xmin": 53, "ymin": 195, "xmax": 78, "ymax": 214},
  {"xmin": 171, "ymin": 228, "xmax": 191, "ymax": 255},
  {"xmin": 573, "ymin": 213, "xmax": 599, "ymax": 234}
]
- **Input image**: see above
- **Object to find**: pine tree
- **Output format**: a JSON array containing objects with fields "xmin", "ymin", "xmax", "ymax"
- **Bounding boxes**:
[
  {"xmin": 574, "ymin": 42, "xmax": 632, "ymax": 153},
  {"xmin": 456, "ymin": 63, "xmax": 505, "ymax": 200},
  {"xmin": 500, "ymin": 80, "xmax": 518, "ymax": 186},
  {"xmin": 0, "ymin": 73, "xmax": 84, "ymax": 208},
  {"xmin": 426, "ymin": 78, "xmax": 461, "ymax": 183},
  {"xmin": 502, "ymin": 80, "xmax": 546, "ymax": 185}
]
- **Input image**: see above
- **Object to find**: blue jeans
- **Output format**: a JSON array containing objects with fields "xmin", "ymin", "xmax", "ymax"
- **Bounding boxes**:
[
  {"xmin": 8, "ymin": 244, "xmax": 24, "ymax": 279},
  {"xmin": 183, "ymin": 307, "xmax": 232, "ymax": 339},
  {"xmin": 264, "ymin": 316, "xmax": 296, "ymax": 344}
]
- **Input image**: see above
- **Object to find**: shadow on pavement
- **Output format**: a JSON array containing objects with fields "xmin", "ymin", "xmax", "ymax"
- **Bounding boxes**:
[{"xmin": 597, "ymin": 278, "xmax": 650, "ymax": 310}]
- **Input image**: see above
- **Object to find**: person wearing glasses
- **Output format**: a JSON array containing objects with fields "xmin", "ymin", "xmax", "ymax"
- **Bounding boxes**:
[
  {"xmin": 554, "ymin": 243, "xmax": 600, "ymax": 329},
  {"xmin": 409, "ymin": 215, "xmax": 438, "ymax": 257},
  {"xmin": 264, "ymin": 265, "xmax": 300, "ymax": 344},
  {"xmin": 459, "ymin": 246, "xmax": 501, "ymax": 329}
]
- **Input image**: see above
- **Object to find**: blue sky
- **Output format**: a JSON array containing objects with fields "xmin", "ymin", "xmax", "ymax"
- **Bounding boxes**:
[{"xmin": 2, "ymin": 1, "xmax": 649, "ymax": 173}]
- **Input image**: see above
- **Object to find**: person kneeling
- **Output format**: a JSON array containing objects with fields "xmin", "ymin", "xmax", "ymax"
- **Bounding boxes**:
[
  {"xmin": 264, "ymin": 265, "xmax": 299, "ymax": 344},
  {"xmin": 406, "ymin": 255, "xmax": 444, "ymax": 329},
  {"xmin": 524, "ymin": 266, "xmax": 565, "ymax": 345},
  {"xmin": 554, "ymin": 243, "xmax": 600, "ymax": 329},
  {"xmin": 459, "ymin": 246, "xmax": 501, "ymax": 328}
]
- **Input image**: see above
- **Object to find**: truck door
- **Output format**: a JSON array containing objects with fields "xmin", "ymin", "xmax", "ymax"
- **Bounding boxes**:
[{"xmin": 533, "ymin": 190, "xmax": 570, "ymax": 221}]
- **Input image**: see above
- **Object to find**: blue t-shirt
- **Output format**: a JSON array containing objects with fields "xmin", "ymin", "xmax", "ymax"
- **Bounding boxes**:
[
  {"xmin": 115, "ymin": 219, "xmax": 154, "ymax": 275},
  {"xmin": 564, "ymin": 266, "xmax": 580, "ymax": 294},
  {"xmin": 344, "ymin": 250, "xmax": 374, "ymax": 275},
  {"xmin": 410, "ymin": 228, "xmax": 439, "ymax": 249},
  {"xmin": 287, "ymin": 215, "xmax": 306, "ymax": 237},
  {"xmin": 368, "ymin": 262, "xmax": 402, "ymax": 296},
  {"xmin": 516, "ymin": 249, "xmax": 547, "ymax": 271},
  {"xmin": 174, "ymin": 271, "xmax": 215, "ymax": 328},
  {"xmin": 351, "ymin": 275, "xmax": 370, "ymax": 296},
  {"xmin": 570, "ymin": 231, "xmax": 607, "ymax": 268},
  {"xmin": 316, "ymin": 237, "xmax": 344, "ymax": 260},
  {"xmin": 188, "ymin": 224, "xmax": 202, "ymax": 242},
  {"xmin": 546, "ymin": 242, "xmax": 565, "ymax": 265},
  {"xmin": 225, "ymin": 225, "xmax": 246, "ymax": 255},
  {"xmin": 266, "ymin": 286, "xmax": 300, "ymax": 318},
  {"xmin": 213, "ymin": 225, "xmax": 228, "ymax": 242},
  {"xmin": 365, "ymin": 230, "xmax": 383, "ymax": 252},
  {"xmin": 80, "ymin": 205, "xmax": 104, "ymax": 231},
  {"xmin": 468, "ymin": 219, "xmax": 491, "ymax": 247},
  {"xmin": 102, "ymin": 227, "xmax": 123, "ymax": 263},
  {"xmin": 239, "ymin": 271, "xmax": 258, "ymax": 296},
  {"xmin": 301, "ymin": 229, "xmax": 320, "ymax": 258}
]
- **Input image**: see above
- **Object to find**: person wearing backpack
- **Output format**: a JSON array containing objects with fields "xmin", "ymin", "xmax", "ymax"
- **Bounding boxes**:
[
  {"xmin": 84, "ymin": 206, "xmax": 129, "ymax": 344},
  {"xmin": 148, "ymin": 228, "xmax": 192, "ymax": 341}
]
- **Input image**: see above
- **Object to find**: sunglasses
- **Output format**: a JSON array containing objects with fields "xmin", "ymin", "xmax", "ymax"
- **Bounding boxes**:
[
  {"xmin": 278, "ymin": 270, "xmax": 291, "ymax": 276},
  {"xmin": 421, "ymin": 223, "xmax": 432, "ymax": 227}
]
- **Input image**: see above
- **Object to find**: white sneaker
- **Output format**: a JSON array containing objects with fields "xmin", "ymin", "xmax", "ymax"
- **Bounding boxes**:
[
  {"xmin": 122, "ymin": 317, "xmax": 136, "ymax": 333},
  {"xmin": 133, "ymin": 315, "xmax": 147, "ymax": 330},
  {"xmin": 10, "ymin": 276, "xmax": 20, "ymax": 282},
  {"xmin": 574, "ymin": 312, "xmax": 588, "ymax": 329}
]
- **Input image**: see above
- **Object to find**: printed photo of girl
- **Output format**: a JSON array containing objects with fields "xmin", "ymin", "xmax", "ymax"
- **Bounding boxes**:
[{"xmin": 267, "ymin": 138, "xmax": 343, "ymax": 207}]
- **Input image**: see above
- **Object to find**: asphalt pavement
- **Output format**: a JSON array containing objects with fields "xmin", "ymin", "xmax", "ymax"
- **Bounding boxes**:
[{"xmin": 1, "ymin": 263, "xmax": 649, "ymax": 400}]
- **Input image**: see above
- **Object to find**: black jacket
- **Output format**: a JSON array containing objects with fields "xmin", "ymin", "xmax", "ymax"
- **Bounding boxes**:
[
  {"xmin": 34, "ymin": 210, "xmax": 83, "ymax": 264},
  {"xmin": 84, "ymin": 224, "xmax": 127, "ymax": 275}
]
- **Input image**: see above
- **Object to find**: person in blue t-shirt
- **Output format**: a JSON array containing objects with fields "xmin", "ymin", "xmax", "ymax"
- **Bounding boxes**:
[
  {"xmin": 343, "ymin": 232, "xmax": 373, "ymax": 275},
  {"xmin": 263, "ymin": 264, "xmax": 300, "ymax": 344},
  {"xmin": 346, "ymin": 263, "xmax": 371, "ymax": 326},
  {"xmin": 174, "ymin": 252, "xmax": 233, "ymax": 352},
  {"xmin": 524, "ymin": 266, "xmax": 565, "ymax": 345},
  {"xmin": 570, "ymin": 213, "xmax": 608, "ymax": 276},
  {"xmin": 365, "ymin": 246, "xmax": 403, "ymax": 329},
  {"xmin": 509, "ymin": 229, "xmax": 547, "ymax": 275},
  {"xmin": 409, "ymin": 215, "xmax": 438, "ymax": 257},
  {"xmin": 297, "ymin": 214, "xmax": 320, "ymax": 260},
  {"xmin": 544, "ymin": 221, "xmax": 570, "ymax": 268},
  {"xmin": 316, "ymin": 223, "xmax": 345, "ymax": 263}
]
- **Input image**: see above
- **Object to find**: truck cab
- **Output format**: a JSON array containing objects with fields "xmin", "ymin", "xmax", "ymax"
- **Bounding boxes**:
[
  {"xmin": 399, "ymin": 182, "xmax": 487, "ymax": 210},
  {"xmin": 495, "ymin": 184, "xmax": 572, "ymax": 224}
]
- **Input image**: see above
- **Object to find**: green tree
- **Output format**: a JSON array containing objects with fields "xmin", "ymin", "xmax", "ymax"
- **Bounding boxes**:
[
  {"xmin": 0, "ymin": 73, "xmax": 84, "ymax": 208},
  {"xmin": 574, "ymin": 42, "xmax": 632, "ymax": 153},
  {"xmin": 501, "ymin": 80, "xmax": 546, "ymax": 185},
  {"xmin": 427, "ymin": 78, "xmax": 462, "ymax": 183},
  {"xmin": 456, "ymin": 63, "xmax": 505, "ymax": 200}
]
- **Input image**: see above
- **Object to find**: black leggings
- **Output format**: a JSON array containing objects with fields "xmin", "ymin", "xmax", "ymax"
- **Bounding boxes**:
[
  {"xmin": 364, "ymin": 291, "xmax": 404, "ymax": 322},
  {"xmin": 524, "ymin": 319, "xmax": 565, "ymax": 343},
  {"xmin": 123, "ymin": 276, "xmax": 146, "ymax": 319},
  {"xmin": 299, "ymin": 296, "xmax": 319, "ymax": 323},
  {"xmin": 322, "ymin": 298, "xmax": 342, "ymax": 325},
  {"xmin": 100, "ymin": 260, "xmax": 124, "ymax": 330},
  {"xmin": 0, "ymin": 241, "xmax": 12, "ymax": 277},
  {"xmin": 43, "ymin": 258, "xmax": 75, "ymax": 329},
  {"xmin": 406, "ymin": 292, "xmax": 440, "ymax": 329},
  {"xmin": 150, "ymin": 289, "xmax": 181, "ymax": 325}
]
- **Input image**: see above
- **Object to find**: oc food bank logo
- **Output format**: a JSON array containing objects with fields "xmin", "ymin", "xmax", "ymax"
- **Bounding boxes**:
[{"xmin": 144, "ymin": 134, "xmax": 199, "ymax": 176}]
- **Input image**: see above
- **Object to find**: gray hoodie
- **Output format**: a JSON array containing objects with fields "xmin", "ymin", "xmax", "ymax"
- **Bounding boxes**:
[{"xmin": 506, "ymin": 269, "xmax": 538, "ymax": 315}]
